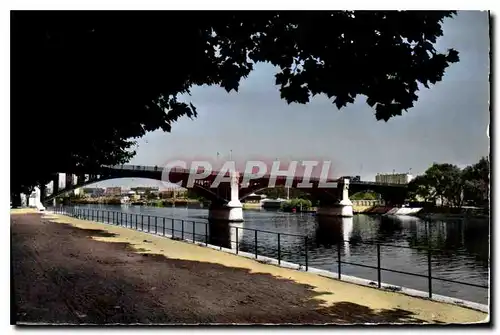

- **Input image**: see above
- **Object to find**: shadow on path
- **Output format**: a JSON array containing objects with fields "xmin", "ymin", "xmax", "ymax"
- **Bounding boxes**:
[{"xmin": 12, "ymin": 213, "xmax": 432, "ymax": 325}]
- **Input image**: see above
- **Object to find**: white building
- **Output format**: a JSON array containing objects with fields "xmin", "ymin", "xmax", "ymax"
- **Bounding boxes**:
[{"xmin": 375, "ymin": 172, "xmax": 414, "ymax": 185}]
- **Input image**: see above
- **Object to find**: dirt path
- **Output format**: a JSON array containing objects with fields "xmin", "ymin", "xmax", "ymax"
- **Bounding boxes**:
[{"xmin": 11, "ymin": 212, "xmax": 488, "ymax": 325}]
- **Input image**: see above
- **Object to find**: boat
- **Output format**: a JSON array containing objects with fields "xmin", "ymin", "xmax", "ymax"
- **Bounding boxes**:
[{"xmin": 260, "ymin": 198, "xmax": 286, "ymax": 209}]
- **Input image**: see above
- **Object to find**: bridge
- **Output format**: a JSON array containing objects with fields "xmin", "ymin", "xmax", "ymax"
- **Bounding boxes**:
[{"xmin": 40, "ymin": 164, "xmax": 408, "ymax": 221}]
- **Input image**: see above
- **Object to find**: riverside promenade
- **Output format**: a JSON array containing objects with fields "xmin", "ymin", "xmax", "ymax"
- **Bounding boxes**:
[{"xmin": 11, "ymin": 209, "xmax": 488, "ymax": 325}]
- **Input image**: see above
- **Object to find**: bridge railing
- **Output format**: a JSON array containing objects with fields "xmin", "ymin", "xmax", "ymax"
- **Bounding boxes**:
[
  {"xmin": 50, "ymin": 206, "xmax": 488, "ymax": 303},
  {"xmin": 100, "ymin": 165, "xmax": 405, "ymax": 186}
]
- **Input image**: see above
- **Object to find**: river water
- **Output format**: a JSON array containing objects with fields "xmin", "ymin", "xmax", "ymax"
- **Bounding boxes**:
[{"xmin": 72, "ymin": 204, "xmax": 490, "ymax": 305}]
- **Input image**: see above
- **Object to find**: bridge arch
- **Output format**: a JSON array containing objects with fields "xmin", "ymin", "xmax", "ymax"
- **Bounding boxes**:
[{"xmin": 43, "ymin": 176, "xmax": 227, "ymax": 204}]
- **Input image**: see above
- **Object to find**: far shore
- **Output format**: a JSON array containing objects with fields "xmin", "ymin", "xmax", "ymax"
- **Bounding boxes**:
[{"xmin": 52, "ymin": 198, "xmax": 489, "ymax": 221}]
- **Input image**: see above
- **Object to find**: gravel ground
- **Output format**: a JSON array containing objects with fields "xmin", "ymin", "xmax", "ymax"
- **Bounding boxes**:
[{"xmin": 11, "ymin": 211, "xmax": 488, "ymax": 325}]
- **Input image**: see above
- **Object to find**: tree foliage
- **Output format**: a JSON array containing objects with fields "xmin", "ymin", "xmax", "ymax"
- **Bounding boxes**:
[
  {"xmin": 407, "ymin": 157, "xmax": 489, "ymax": 208},
  {"xmin": 11, "ymin": 11, "xmax": 460, "ymax": 199},
  {"xmin": 281, "ymin": 198, "xmax": 313, "ymax": 211},
  {"xmin": 350, "ymin": 191, "xmax": 379, "ymax": 200},
  {"xmin": 462, "ymin": 157, "xmax": 490, "ymax": 207},
  {"xmin": 257, "ymin": 186, "xmax": 311, "ymax": 200}
]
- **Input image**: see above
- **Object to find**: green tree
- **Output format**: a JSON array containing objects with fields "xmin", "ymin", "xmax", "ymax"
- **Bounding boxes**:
[
  {"xmin": 408, "ymin": 158, "xmax": 489, "ymax": 208},
  {"xmin": 423, "ymin": 163, "xmax": 464, "ymax": 207},
  {"xmin": 462, "ymin": 157, "xmax": 489, "ymax": 207},
  {"xmin": 407, "ymin": 174, "xmax": 434, "ymax": 202},
  {"xmin": 11, "ymin": 11, "xmax": 460, "ymax": 204}
]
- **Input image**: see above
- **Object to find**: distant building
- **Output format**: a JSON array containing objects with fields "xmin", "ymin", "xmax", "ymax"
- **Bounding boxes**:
[
  {"xmin": 82, "ymin": 187, "xmax": 105, "ymax": 197},
  {"xmin": 375, "ymin": 173, "xmax": 414, "ymax": 185},
  {"xmin": 105, "ymin": 187, "xmax": 122, "ymax": 196},
  {"xmin": 160, "ymin": 188, "xmax": 187, "ymax": 199},
  {"xmin": 131, "ymin": 186, "xmax": 159, "ymax": 194}
]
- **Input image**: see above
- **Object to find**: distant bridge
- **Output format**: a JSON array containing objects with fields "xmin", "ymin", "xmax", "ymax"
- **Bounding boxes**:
[{"xmin": 41, "ymin": 164, "xmax": 408, "ymax": 221}]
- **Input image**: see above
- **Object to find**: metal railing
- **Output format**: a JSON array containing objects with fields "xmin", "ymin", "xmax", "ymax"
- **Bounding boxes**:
[
  {"xmin": 53, "ymin": 205, "xmax": 310, "ymax": 268},
  {"xmin": 52, "ymin": 206, "xmax": 489, "ymax": 300}
]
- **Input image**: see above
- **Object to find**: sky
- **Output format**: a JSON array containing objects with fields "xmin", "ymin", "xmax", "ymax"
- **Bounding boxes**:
[{"xmin": 94, "ymin": 11, "xmax": 490, "ymax": 190}]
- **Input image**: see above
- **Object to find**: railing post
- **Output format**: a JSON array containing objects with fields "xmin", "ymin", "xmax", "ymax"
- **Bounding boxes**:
[
  {"xmin": 181, "ymin": 220, "xmax": 184, "ymax": 240},
  {"xmin": 428, "ymin": 247, "xmax": 432, "ymax": 298},
  {"xmin": 377, "ymin": 243, "xmax": 381, "ymax": 288},
  {"xmin": 235, "ymin": 227, "xmax": 239, "ymax": 254},
  {"xmin": 255, "ymin": 230, "xmax": 258, "ymax": 259},
  {"xmin": 305, "ymin": 236, "xmax": 308, "ymax": 271},
  {"xmin": 192, "ymin": 221, "xmax": 196, "ymax": 243},
  {"xmin": 205, "ymin": 224, "xmax": 208, "ymax": 246},
  {"xmin": 147, "ymin": 215, "xmax": 151, "ymax": 232},
  {"xmin": 337, "ymin": 242, "xmax": 342, "ymax": 280},
  {"xmin": 107, "ymin": 211, "xmax": 110, "ymax": 223},
  {"xmin": 141, "ymin": 215, "xmax": 144, "ymax": 231},
  {"xmin": 92, "ymin": 210, "xmax": 94, "ymax": 221},
  {"xmin": 155, "ymin": 217, "xmax": 158, "ymax": 234},
  {"xmin": 278, "ymin": 233, "xmax": 281, "ymax": 265},
  {"xmin": 135, "ymin": 214, "xmax": 138, "ymax": 229},
  {"xmin": 171, "ymin": 219, "xmax": 174, "ymax": 237},
  {"xmin": 112, "ymin": 211, "xmax": 115, "ymax": 224},
  {"xmin": 163, "ymin": 218, "xmax": 166, "ymax": 236}
]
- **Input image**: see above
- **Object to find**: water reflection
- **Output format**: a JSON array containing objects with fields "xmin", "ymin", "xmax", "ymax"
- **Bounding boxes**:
[
  {"xmin": 343, "ymin": 218, "xmax": 354, "ymax": 259},
  {"xmin": 208, "ymin": 220, "xmax": 232, "ymax": 249},
  {"xmin": 314, "ymin": 216, "xmax": 343, "ymax": 248}
]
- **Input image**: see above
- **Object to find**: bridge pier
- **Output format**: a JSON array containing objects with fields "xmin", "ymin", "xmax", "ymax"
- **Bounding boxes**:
[
  {"xmin": 77, "ymin": 174, "xmax": 85, "ymax": 186},
  {"xmin": 207, "ymin": 171, "xmax": 244, "ymax": 222},
  {"xmin": 316, "ymin": 179, "xmax": 354, "ymax": 217},
  {"xmin": 65, "ymin": 173, "xmax": 74, "ymax": 190},
  {"xmin": 52, "ymin": 173, "xmax": 59, "ymax": 195},
  {"xmin": 40, "ymin": 184, "xmax": 46, "ymax": 204}
]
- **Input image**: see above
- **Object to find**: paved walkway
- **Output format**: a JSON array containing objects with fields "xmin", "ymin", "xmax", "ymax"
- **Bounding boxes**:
[{"xmin": 11, "ymin": 210, "xmax": 488, "ymax": 324}]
